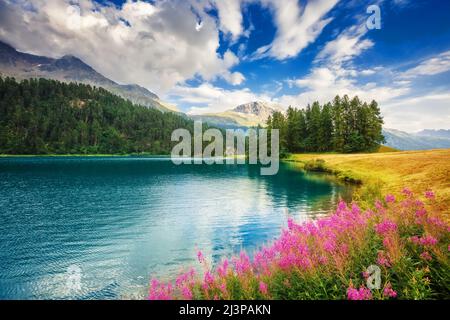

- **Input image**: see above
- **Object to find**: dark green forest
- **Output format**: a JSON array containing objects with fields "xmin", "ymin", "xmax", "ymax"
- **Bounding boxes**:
[
  {"xmin": 0, "ymin": 77, "xmax": 196, "ymax": 154},
  {"xmin": 267, "ymin": 95, "xmax": 385, "ymax": 153}
]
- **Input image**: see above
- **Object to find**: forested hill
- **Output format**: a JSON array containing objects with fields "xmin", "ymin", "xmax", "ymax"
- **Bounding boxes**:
[
  {"xmin": 267, "ymin": 95, "xmax": 385, "ymax": 153},
  {"xmin": 0, "ymin": 77, "xmax": 194, "ymax": 155}
]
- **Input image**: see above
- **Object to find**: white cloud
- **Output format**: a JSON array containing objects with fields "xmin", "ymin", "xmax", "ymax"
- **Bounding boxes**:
[
  {"xmin": 252, "ymin": 0, "xmax": 339, "ymax": 60},
  {"xmin": 277, "ymin": 23, "xmax": 409, "ymax": 108},
  {"xmin": 170, "ymin": 83, "xmax": 274, "ymax": 114},
  {"xmin": 383, "ymin": 93, "xmax": 450, "ymax": 132},
  {"xmin": 0, "ymin": 0, "xmax": 245, "ymax": 94},
  {"xmin": 214, "ymin": 0, "xmax": 244, "ymax": 41},
  {"xmin": 315, "ymin": 25, "xmax": 373, "ymax": 64},
  {"xmin": 400, "ymin": 51, "xmax": 450, "ymax": 79}
]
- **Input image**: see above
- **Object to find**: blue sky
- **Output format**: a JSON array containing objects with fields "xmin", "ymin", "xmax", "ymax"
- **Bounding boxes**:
[{"xmin": 1, "ymin": 0, "xmax": 450, "ymax": 131}]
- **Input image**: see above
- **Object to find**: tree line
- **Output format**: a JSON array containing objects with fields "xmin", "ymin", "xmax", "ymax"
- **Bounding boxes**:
[
  {"xmin": 0, "ymin": 77, "xmax": 198, "ymax": 155},
  {"xmin": 266, "ymin": 95, "xmax": 385, "ymax": 153}
]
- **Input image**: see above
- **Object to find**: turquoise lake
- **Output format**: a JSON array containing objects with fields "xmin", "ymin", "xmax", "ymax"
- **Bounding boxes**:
[{"xmin": 0, "ymin": 157, "xmax": 352, "ymax": 299}]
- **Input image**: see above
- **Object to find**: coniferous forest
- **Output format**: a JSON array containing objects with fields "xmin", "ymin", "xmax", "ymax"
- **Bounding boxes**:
[
  {"xmin": 267, "ymin": 95, "xmax": 385, "ymax": 153},
  {"xmin": 0, "ymin": 77, "xmax": 196, "ymax": 154}
]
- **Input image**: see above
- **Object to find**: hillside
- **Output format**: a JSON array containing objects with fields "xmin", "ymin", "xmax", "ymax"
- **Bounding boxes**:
[
  {"xmin": 0, "ymin": 77, "xmax": 194, "ymax": 154},
  {"xmin": 0, "ymin": 41, "xmax": 174, "ymax": 112}
]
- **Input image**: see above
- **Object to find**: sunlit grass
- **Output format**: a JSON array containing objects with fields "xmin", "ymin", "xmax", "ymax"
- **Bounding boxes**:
[{"xmin": 287, "ymin": 149, "xmax": 450, "ymax": 219}]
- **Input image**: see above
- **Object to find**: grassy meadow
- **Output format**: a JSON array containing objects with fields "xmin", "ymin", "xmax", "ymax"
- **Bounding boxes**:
[{"xmin": 286, "ymin": 149, "xmax": 450, "ymax": 219}]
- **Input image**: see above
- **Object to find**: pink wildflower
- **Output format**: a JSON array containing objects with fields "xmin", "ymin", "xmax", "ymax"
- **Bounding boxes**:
[
  {"xmin": 259, "ymin": 281, "xmax": 268, "ymax": 295},
  {"xmin": 197, "ymin": 250, "xmax": 205, "ymax": 264},
  {"xmin": 402, "ymin": 188, "xmax": 413, "ymax": 197},
  {"xmin": 181, "ymin": 286, "xmax": 193, "ymax": 300},
  {"xmin": 375, "ymin": 220, "xmax": 397, "ymax": 235},
  {"xmin": 415, "ymin": 208, "xmax": 427, "ymax": 218},
  {"xmin": 409, "ymin": 236, "xmax": 420, "ymax": 245},
  {"xmin": 377, "ymin": 251, "xmax": 391, "ymax": 267},
  {"xmin": 375, "ymin": 200, "xmax": 384, "ymax": 211},
  {"xmin": 420, "ymin": 251, "xmax": 432, "ymax": 261},
  {"xmin": 383, "ymin": 284, "xmax": 397, "ymax": 298},
  {"xmin": 287, "ymin": 217, "xmax": 295, "ymax": 231},
  {"xmin": 347, "ymin": 286, "xmax": 372, "ymax": 300},
  {"xmin": 424, "ymin": 190, "xmax": 435, "ymax": 199},
  {"xmin": 204, "ymin": 271, "xmax": 214, "ymax": 285},
  {"xmin": 217, "ymin": 259, "xmax": 229, "ymax": 277},
  {"xmin": 323, "ymin": 239, "xmax": 336, "ymax": 253},
  {"xmin": 419, "ymin": 235, "xmax": 438, "ymax": 246},
  {"xmin": 337, "ymin": 200, "xmax": 347, "ymax": 211},
  {"xmin": 385, "ymin": 194, "xmax": 395, "ymax": 203}
]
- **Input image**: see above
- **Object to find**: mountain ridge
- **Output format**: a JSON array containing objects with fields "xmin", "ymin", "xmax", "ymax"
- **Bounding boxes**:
[
  {"xmin": 383, "ymin": 128, "xmax": 450, "ymax": 151},
  {"xmin": 0, "ymin": 40, "xmax": 174, "ymax": 112}
]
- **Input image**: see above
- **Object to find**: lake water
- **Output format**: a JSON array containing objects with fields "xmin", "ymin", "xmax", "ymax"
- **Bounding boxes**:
[{"xmin": 0, "ymin": 157, "xmax": 351, "ymax": 299}]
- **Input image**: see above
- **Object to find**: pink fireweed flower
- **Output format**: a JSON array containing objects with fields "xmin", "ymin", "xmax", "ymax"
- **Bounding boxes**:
[
  {"xmin": 259, "ymin": 281, "xmax": 268, "ymax": 295},
  {"xmin": 385, "ymin": 194, "xmax": 395, "ymax": 203},
  {"xmin": 181, "ymin": 286, "xmax": 193, "ymax": 300},
  {"xmin": 375, "ymin": 200, "xmax": 384, "ymax": 211},
  {"xmin": 425, "ymin": 190, "xmax": 435, "ymax": 199},
  {"xmin": 377, "ymin": 251, "xmax": 391, "ymax": 267},
  {"xmin": 197, "ymin": 250, "xmax": 205, "ymax": 264},
  {"xmin": 402, "ymin": 187, "xmax": 413, "ymax": 197},
  {"xmin": 234, "ymin": 252, "xmax": 252, "ymax": 275},
  {"xmin": 149, "ymin": 280, "xmax": 173, "ymax": 300},
  {"xmin": 219, "ymin": 283, "xmax": 228, "ymax": 295},
  {"xmin": 448, "ymin": 245, "xmax": 450, "ymax": 252},
  {"xmin": 419, "ymin": 235, "xmax": 438, "ymax": 246},
  {"xmin": 347, "ymin": 286, "xmax": 372, "ymax": 300},
  {"xmin": 287, "ymin": 217, "xmax": 295, "ymax": 231},
  {"xmin": 420, "ymin": 251, "xmax": 432, "ymax": 261},
  {"xmin": 383, "ymin": 284, "xmax": 397, "ymax": 298},
  {"xmin": 340, "ymin": 244, "xmax": 349, "ymax": 255},
  {"xmin": 204, "ymin": 271, "xmax": 214, "ymax": 285},
  {"xmin": 409, "ymin": 236, "xmax": 420, "ymax": 245},
  {"xmin": 217, "ymin": 259, "xmax": 229, "ymax": 277},
  {"xmin": 375, "ymin": 220, "xmax": 397, "ymax": 236},
  {"xmin": 323, "ymin": 239, "xmax": 336, "ymax": 253},
  {"xmin": 337, "ymin": 200, "xmax": 347, "ymax": 211},
  {"xmin": 415, "ymin": 208, "xmax": 427, "ymax": 218}
]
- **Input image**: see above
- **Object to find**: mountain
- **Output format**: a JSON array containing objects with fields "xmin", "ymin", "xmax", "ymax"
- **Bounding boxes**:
[
  {"xmin": 191, "ymin": 101, "xmax": 284, "ymax": 129},
  {"xmin": 416, "ymin": 129, "xmax": 450, "ymax": 139},
  {"xmin": 0, "ymin": 41, "xmax": 174, "ymax": 112},
  {"xmin": 383, "ymin": 128, "xmax": 450, "ymax": 150}
]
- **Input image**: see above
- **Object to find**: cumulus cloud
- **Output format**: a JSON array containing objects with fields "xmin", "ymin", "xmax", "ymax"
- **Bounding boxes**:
[
  {"xmin": 170, "ymin": 83, "xmax": 274, "ymax": 114},
  {"xmin": 0, "ymin": 0, "xmax": 245, "ymax": 94},
  {"xmin": 252, "ymin": 0, "xmax": 338, "ymax": 60},
  {"xmin": 214, "ymin": 0, "xmax": 244, "ymax": 41}
]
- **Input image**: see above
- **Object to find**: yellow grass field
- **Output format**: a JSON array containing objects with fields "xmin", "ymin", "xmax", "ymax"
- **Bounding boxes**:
[{"xmin": 287, "ymin": 149, "xmax": 450, "ymax": 219}]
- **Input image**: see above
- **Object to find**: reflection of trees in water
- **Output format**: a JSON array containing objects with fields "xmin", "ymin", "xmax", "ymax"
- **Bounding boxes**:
[{"xmin": 247, "ymin": 162, "xmax": 353, "ymax": 218}]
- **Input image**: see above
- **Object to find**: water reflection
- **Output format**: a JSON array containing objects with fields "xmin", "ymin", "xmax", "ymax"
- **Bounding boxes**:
[{"xmin": 0, "ymin": 157, "xmax": 351, "ymax": 299}]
